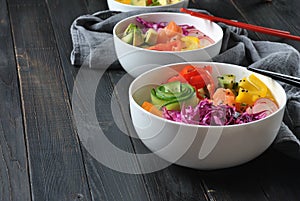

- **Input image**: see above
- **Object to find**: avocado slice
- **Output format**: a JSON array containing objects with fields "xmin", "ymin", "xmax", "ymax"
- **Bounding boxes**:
[
  {"xmin": 122, "ymin": 23, "xmax": 144, "ymax": 46},
  {"xmin": 132, "ymin": 28, "xmax": 144, "ymax": 47},
  {"xmin": 144, "ymin": 28, "xmax": 158, "ymax": 46},
  {"xmin": 131, "ymin": 0, "xmax": 146, "ymax": 6},
  {"xmin": 121, "ymin": 32, "xmax": 134, "ymax": 44},
  {"xmin": 123, "ymin": 23, "xmax": 137, "ymax": 37}
]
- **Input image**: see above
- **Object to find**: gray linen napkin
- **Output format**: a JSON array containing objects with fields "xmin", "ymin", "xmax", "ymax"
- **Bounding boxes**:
[{"xmin": 70, "ymin": 9, "xmax": 300, "ymax": 159}]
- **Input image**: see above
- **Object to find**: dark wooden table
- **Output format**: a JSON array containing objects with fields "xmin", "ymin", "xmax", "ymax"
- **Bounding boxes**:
[{"xmin": 1, "ymin": 0, "xmax": 300, "ymax": 200}]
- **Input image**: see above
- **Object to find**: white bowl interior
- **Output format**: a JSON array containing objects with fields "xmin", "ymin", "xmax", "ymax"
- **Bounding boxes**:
[{"xmin": 114, "ymin": 12, "xmax": 222, "ymax": 50}]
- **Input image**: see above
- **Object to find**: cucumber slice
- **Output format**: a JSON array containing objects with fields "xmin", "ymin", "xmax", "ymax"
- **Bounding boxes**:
[
  {"xmin": 217, "ymin": 74, "xmax": 236, "ymax": 89},
  {"xmin": 151, "ymin": 82, "xmax": 198, "ymax": 110},
  {"xmin": 163, "ymin": 81, "xmax": 181, "ymax": 93},
  {"xmin": 162, "ymin": 94, "xmax": 198, "ymax": 111}
]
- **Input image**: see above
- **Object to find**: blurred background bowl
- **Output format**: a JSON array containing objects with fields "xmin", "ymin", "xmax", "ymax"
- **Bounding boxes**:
[
  {"xmin": 107, "ymin": 0, "xmax": 189, "ymax": 12},
  {"xmin": 113, "ymin": 12, "xmax": 223, "ymax": 78},
  {"xmin": 129, "ymin": 62, "xmax": 286, "ymax": 170}
]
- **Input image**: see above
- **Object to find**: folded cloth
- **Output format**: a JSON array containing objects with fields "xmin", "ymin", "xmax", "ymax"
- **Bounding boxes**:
[
  {"xmin": 70, "ymin": 8, "xmax": 194, "ymax": 67},
  {"xmin": 70, "ymin": 9, "xmax": 300, "ymax": 159}
]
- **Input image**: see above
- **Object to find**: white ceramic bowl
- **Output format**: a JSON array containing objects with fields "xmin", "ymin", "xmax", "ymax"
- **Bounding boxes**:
[
  {"xmin": 129, "ymin": 62, "xmax": 286, "ymax": 170},
  {"xmin": 107, "ymin": 0, "xmax": 189, "ymax": 12},
  {"xmin": 113, "ymin": 12, "xmax": 223, "ymax": 78}
]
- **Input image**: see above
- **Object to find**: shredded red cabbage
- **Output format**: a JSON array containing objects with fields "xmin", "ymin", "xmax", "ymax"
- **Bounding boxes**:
[
  {"xmin": 136, "ymin": 17, "xmax": 195, "ymax": 36},
  {"xmin": 162, "ymin": 99, "xmax": 267, "ymax": 126}
]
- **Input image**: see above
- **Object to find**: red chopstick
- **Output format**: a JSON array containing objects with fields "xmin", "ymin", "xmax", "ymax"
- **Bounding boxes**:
[
  {"xmin": 181, "ymin": 8, "xmax": 300, "ymax": 41},
  {"xmin": 180, "ymin": 8, "xmax": 289, "ymax": 35}
]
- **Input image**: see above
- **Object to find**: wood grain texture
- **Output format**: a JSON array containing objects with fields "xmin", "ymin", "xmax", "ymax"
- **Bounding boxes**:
[
  {"xmin": 84, "ymin": 0, "xmax": 109, "ymax": 13},
  {"xmin": 191, "ymin": 0, "xmax": 271, "ymax": 40},
  {"xmin": 0, "ymin": 0, "xmax": 31, "ymax": 200},
  {"xmin": 3, "ymin": 0, "xmax": 300, "ymax": 200},
  {"xmin": 191, "ymin": 0, "xmax": 243, "ymax": 19},
  {"xmin": 229, "ymin": 0, "xmax": 300, "ymax": 48},
  {"xmin": 72, "ymin": 68, "xmax": 150, "ymax": 201},
  {"xmin": 199, "ymin": 157, "xmax": 269, "ymax": 201},
  {"xmin": 45, "ymin": 1, "xmax": 152, "ymax": 200},
  {"xmin": 45, "ymin": 0, "xmax": 87, "ymax": 93},
  {"xmin": 252, "ymin": 150, "xmax": 300, "ymax": 201},
  {"xmin": 7, "ymin": 0, "xmax": 92, "ymax": 200}
]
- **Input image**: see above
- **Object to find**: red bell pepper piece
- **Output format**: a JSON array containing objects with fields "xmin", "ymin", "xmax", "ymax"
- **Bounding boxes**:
[
  {"xmin": 189, "ymin": 75, "xmax": 205, "ymax": 89},
  {"xmin": 181, "ymin": 65, "xmax": 215, "ymax": 98},
  {"xmin": 167, "ymin": 65, "xmax": 215, "ymax": 99},
  {"xmin": 167, "ymin": 74, "xmax": 187, "ymax": 83},
  {"xmin": 179, "ymin": 65, "xmax": 199, "ymax": 80}
]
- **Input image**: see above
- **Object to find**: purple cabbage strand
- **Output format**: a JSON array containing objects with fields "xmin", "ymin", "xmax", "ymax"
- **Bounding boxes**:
[{"xmin": 162, "ymin": 99, "xmax": 267, "ymax": 126}]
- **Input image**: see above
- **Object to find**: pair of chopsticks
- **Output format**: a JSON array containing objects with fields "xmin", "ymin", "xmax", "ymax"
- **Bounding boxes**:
[
  {"xmin": 180, "ymin": 8, "xmax": 300, "ymax": 41},
  {"xmin": 247, "ymin": 67, "xmax": 300, "ymax": 88}
]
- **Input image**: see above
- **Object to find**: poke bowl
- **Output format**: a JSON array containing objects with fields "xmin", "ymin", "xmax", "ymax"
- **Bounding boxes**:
[
  {"xmin": 129, "ymin": 62, "xmax": 286, "ymax": 170},
  {"xmin": 113, "ymin": 12, "xmax": 223, "ymax": 78},
  {"xmin": 107, "ymin": 0, "xmax": 189, "ymax": 12}
]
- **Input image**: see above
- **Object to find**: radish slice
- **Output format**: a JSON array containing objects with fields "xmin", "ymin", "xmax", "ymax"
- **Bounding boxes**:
[
  {"xmin": 252, "ymin": 98, "xmax": 278, "ymax": 116},
  {"xmin": 199, "ymin": 36, "xmax": 215, "ymax": 48}
]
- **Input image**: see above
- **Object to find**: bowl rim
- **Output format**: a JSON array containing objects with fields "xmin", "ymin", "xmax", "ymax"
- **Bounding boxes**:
[
  {"xmin": 108, "ymin": 0, "xmax": 186, "ymax": 9},
  {"xmin": 129, "ymin": 61, "xmax": 287, "ymax": 129},
  {"xmin": 113, "ymin": 12, "xmax": 224, "ymax": 54}
]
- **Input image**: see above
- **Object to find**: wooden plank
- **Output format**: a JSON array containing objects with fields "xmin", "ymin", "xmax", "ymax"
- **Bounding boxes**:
[
  {"xmin": 0, "ymin": 0, "xmax": 31, "ymax": 200},
  {"xmin": 249, "ymin": 150, "xmax": 300, "ymax": 201},
  {"xmin": 199, "ymin": 157, "xmax": 269, "ymax": 201},
  {"xmin": 190, "ymin": 0, "xmax": 244, "ymax": 19},
  {"xmin": 78, "ymin": 70, "xmax": 151, "ymax": 201},
  {"xmin": 84, "ymin": 0, "xmax": 109, "ymax": 13},
  {"xmin": 190, "ymin": 0, "xmax": 270, "ymax": 40},
  {"xmin": 43, "ymin": 0, "xmax": 88, "ymax": 93},
  {"xmin": 7, "ymin": 0, "xmax": 92, "ymax": 200},
  {"xmin": 191, "ymin": 0, "xmax": 261, "ymax": 40},
  {"xmin": 43, "ymin": 0, "xmax": 109, "ymax": 94},
  {"xmin": 45, "ymin": 1, "xmax": 152, "ymax": 200},
  {"xmin": 230, "ymin": 0, "xmax": 300, "ymax": 49}
]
